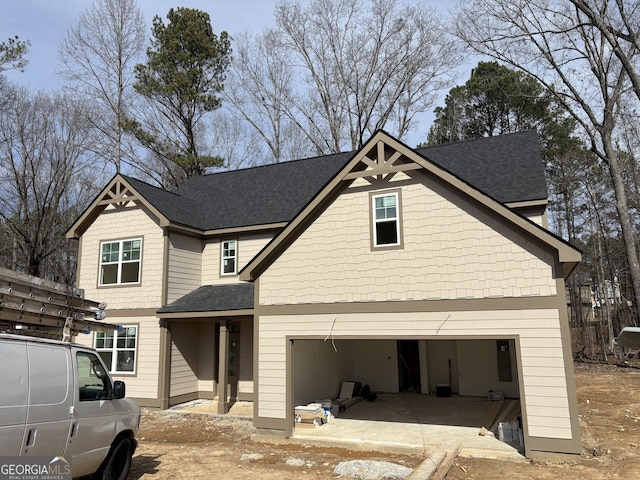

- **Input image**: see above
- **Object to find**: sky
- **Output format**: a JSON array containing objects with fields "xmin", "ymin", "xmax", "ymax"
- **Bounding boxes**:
[{"xmin": 0, "ymin": 0, "xmax": 464, "ymax": 145}]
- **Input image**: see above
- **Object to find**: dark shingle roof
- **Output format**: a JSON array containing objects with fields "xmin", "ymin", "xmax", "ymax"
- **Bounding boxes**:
[
  {"xmin": 157, "ymin": 283, "xmax": 254, "ymax": 314},
  {"xmin": 125, "ymin": 130, "xmax": 546, "ymax": 232},
  {"xmin": 416, "ymin": 131, "xmax": 547, "ymax": 204},
  {"xmin": 174, "ymin": 151, "xmax": 354, "ymax": 230}
]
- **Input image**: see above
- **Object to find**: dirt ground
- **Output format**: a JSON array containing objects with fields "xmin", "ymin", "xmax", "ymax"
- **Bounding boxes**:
[{"xmin": 129, "ymin": 361, "xmax": 640, "ymax": 480}]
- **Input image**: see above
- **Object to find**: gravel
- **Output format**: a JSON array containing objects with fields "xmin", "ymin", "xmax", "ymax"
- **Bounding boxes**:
[{"xmin": 333, "ymin": 460, "xmax": 413, "ymax": 479}]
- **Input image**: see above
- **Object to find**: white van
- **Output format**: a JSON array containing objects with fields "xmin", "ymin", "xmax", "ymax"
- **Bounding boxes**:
[{"xmin": 0, "ymin": 333, "xmax": 140, "ymax": 480}]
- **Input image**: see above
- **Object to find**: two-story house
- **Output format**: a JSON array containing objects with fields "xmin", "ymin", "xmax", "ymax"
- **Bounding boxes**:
[{"xmin": 67, "ymin": 130, "xmax": 582, "ymax": 459}]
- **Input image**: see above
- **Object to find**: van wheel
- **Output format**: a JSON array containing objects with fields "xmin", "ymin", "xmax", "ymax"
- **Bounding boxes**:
[{"xmin": 94, "ymin": 437, "xmax": 132, "ymax": 480}]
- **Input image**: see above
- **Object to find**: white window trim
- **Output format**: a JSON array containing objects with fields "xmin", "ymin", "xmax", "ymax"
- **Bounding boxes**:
[
  {"xmin": 221, "ymin": 239, "xmax": 238, "ymax": 276},
  {"xmin": 99, "ymin": 238, "xmax": 142, "ymax": 286},
  {"xmin": 94, "ymin": 325, "xmax": 138, "ymax": 374},
  {"xmin": 372, "ymin": 192, "xmax": 401, "ymax": 247}
]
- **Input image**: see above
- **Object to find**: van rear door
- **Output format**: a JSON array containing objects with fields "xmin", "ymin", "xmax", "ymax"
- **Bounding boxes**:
[
  {"xmin": 22, "ymin": 342, "xmax": 73, "ymax": 456},
  {"xmin": 0, "ymin": 338, "xmax": 28, "ymax": 456}
]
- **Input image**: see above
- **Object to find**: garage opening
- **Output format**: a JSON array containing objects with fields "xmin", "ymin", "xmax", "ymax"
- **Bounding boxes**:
[{"xmin": 291, "ymin": 338, "xmax": 522, "ymax": 455}]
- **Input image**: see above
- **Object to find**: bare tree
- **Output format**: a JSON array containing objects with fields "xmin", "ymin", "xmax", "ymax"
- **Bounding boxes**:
[
  {"xmin": 225, "ymin": 31, "xmax": 313, "ymax": 163},
  {"xmin": 58, "ymin": 0, "xmax": 146, "ymax": 174},
  {"xmin": 0, "ymin": 87, "xmax": 98, "ymax": 279},
  {"xmin": 456, "ymin": 0, "xmax": 640, "ymax": 325},
  {"xmin": 229, "ymin": 0, "xmax": 461, "ymax": 157}
]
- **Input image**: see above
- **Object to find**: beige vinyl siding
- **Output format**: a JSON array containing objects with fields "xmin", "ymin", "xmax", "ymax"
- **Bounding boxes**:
[
  {"xmin": 202, "ymin": 233, "xmax": 274, "ymax": 285},
  {"xmin": 73, "ymin": 315, "xmax": 161, "ymax": 400},
  {"xmin": 259, "ymin": 177, "xmax": 556, "ymax": 305},
  {"xmin": 167, "ymin": 233, "xmax": 203, "ymax": 304},
  {"xmin": 170, "ymin": 322, "xmax": 199, "ymax": 397},
  {"xmin": 257, "ymin": 309, "xmax": 573, "ymax": 440},
  {"xmin": 78, "ymin": 207, "xmax": 164, "ymax": 309},
  {"xmin": 197, "ymin": 323, "xmax": 216, "ymax": 393}
]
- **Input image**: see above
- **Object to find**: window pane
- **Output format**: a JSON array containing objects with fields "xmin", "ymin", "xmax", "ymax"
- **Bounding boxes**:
[
  {"xmin": 376, "ymin": 220, "xmax": 398, "ymax": 245},
  {"xmin": 223, "ymin": 258, "xmax": 236, "ymax": 274},
  {"xmin": 116, "ymin": 351, "xmax": 135, "ymax": 372},
  {"xmin": 101, "ymin": 264, "xmax": 118, "ymax": 284},
  {"xmin": 101, "ymin": 242, "xmax": 119, "ymax": 263},
  {"xmin": 121, "ymin": 262, "xmax": 140, "ymax": 283}
]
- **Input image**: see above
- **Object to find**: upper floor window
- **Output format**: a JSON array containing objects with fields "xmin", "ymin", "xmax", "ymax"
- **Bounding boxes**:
[
  {"xmin": 95, "ymin": 326, "xmax": 137, "ymax": 374},
  {"xmin": 372, "ymin": 191, "xmax": 402, "ymax": 248},
  {"xmin": 100, "ymin": 238, "xmax": 141, "ymax": 285},
  {"xmin": 221, "ymin": 240, "xmax": 237, "ymax": 275}
]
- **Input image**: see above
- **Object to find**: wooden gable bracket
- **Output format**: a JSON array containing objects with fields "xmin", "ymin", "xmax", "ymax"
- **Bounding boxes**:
[
  {"xmin": 342, "ymin": 140, "xmax": 422, "ymax": 184},
  {"xmin": 97, "ymin": 179, "xmax": 140, "ymax": 208}
]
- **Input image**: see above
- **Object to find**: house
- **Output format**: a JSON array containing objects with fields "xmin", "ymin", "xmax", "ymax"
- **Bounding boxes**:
[{"xmin": 67, "ymin": 130, "xmax": 582, "ymax": 459}]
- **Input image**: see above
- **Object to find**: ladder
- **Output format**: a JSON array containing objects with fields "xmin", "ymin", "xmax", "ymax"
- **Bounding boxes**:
[{"xmin": 0, "ymin": 267, "xmax": 120, "ymax": 341}]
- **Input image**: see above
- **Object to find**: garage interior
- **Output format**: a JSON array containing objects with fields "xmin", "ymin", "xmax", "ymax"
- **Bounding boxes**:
[{"xmin": 291, "ymin": 338, "xmax": 524, "ymax": 458}]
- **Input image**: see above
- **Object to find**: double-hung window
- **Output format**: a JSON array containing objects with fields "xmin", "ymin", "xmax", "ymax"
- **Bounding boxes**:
[
  {"xmin": 95, "ymin": 326, "xmax": 137, "ymax": 374},
  {"xmin": 99, "ymin": 238, "xmax": 142, "ymax": 285},
  {"xmin": 221, "ymin": 240, "xmax": 237, "ymax": 275},
  {"xmin": 372, "ymin": 191, "xmax": 402, "ymax": 247}
]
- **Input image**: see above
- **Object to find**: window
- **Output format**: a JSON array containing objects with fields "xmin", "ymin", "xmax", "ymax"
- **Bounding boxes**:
[
  {"xmin": 99, "ymin": 238, "xmax": 142, "ymax": 285},
  {"xmin": 95, "ymin": 326, "xmax": 137, "ymax": 374},
  {"xmin": 221, "ymin": 240, "xmax": 237, "ymax": 275},
  {"xmin": 372, "ymin": 192, "xmax": 401, "ymax": 247},
  {"xmin": 76, "ymin": 351, "xmax": 111, "ymax": 401}
]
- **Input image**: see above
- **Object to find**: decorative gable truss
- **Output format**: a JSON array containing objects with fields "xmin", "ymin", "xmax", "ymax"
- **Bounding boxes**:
[
  {"xmin": 240, "ymin": 130, "xmax": 581, "ymax": 282},
  {"xmin": 98, "ymin": 178, "xmax": 141, "ymax": 209},
  {"xmin": 67, "ymin": 175, "xmax": 169, "ymax": 240},
  {"xmin": 343, "ymin": 139, "xmax": 423, "ymax": 186}
]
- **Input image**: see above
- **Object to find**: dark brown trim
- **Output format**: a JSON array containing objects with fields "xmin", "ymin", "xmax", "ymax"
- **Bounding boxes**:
[
  {"xmin": 105, "ymin": 308, "xmax": 159, "ymax": 317},
  {"xmin": 259, "ymin": 295, "xmax": 561, "ymax": 316},
  {"xmin": 203, "ymin": 223, "xmax": 287, "ymax": 237},
  {"xmin": 253, "ymin": 280, "xmax": 261, "ymax": 423},
  {"xmin": 217, "ymin": 322, "xmax": 230, "ymax": 414},
  {"xmin": 238, "ymin": 392, "xmax": 255, "ymax": 402},
  {"xmin": 526, "ymin": 436, "xmax": 582, "ymax": 456},
  {"xmin": 129, "ymin": 397, "xmax": 164, "ymax": 409},
  {"xmin": 219, "ymin": 238, "xmax": 239, "ymax": 278},
  {"xmin": 197, "ymin": 390, "xmax": 216, "ymax": 400},
  {"xmin": 254, "ymin": 416, "xmax": 287, "ymax": 431},
  {"xmin": 76, "ymin": 237, "xmax": 83, "ymax": 288},
  {"xmin": 162, "ymin": 229, "xmax": 169, "ymax": 306},
  {"xmin": 169, "ymin": 391, "xmax": 199, "ymax": 406},
  {"xmin": 285, "ymin": 338, "xmax": 294, "ymax": 437},
  {"xmin": 369, "ymin": 188, "xmax": 404, "ymax": 251},
  {"xmin": 157, "ymin": 321, "xmax": 171, "ymax": 410},
  {"xmin": 95, "ymin": 235, "xmax": 145, "ymax": 290},
  {"xmin": 157, "ymin": 309, "xmax": 254, "ymax": 319}
]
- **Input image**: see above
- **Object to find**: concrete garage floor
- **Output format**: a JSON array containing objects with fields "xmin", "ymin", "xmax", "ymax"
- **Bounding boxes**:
[
  {"xmin": 293, "ymin": 393, "xmax": 525, "ymax": 461},
  {"xmin": 169, "ymin": 393, "xmax": 524, "ymax": 461}
]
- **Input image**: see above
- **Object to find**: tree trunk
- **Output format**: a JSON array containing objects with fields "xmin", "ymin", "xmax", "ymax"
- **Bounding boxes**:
[{"xmin": 601, "ymin": 132, "xmax": 640, "ymax": 326}]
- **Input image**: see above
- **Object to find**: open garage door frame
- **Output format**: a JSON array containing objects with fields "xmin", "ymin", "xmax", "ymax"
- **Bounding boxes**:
[{"xmin": 287, "ymin": 335, "xmax": 523, "ymax": 434}]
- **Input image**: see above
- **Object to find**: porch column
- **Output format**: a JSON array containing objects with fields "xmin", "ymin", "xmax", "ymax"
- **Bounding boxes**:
[
  {"xmin": 158, "ymin": 320, "xmax": 171, "ymax": 409},
  {"xmin": 217, "ymin": 321, "xmax": 230, "ymax": 414}
]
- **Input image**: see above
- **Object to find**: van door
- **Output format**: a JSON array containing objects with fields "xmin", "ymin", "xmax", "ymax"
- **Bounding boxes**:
[
  {"xmin": 22, "ymin": 342, "xmax": 73, "ymax": 456},
  {"xmin": 65, "ymin": 351, "xmax": 116, "ymax": 477},
  {"xmin": 0, "ymin": 338, "xmax": 28, "ymax": 456}
]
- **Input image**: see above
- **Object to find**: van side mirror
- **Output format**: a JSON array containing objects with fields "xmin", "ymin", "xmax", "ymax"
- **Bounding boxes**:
[{"xmin": 113, "ymin": 380, "xmax": 126, "ymax": 399}]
